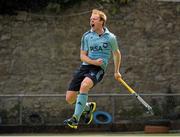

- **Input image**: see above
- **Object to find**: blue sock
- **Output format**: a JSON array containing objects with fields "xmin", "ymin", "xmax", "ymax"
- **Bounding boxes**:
[{"xmin": 73, "ymin": 93, "xmax": 88, "ymax": 121}]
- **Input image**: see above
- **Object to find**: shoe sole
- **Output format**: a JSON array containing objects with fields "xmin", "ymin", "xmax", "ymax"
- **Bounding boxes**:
[{"xmin": 67, "ymin": 123, "xmax": 77, "ymax": 129}]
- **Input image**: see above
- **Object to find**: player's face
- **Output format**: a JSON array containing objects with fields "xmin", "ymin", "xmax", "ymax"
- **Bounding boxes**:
[{"xmin": 90, "ymin": 14, "xmax": 103, "ymax": 31}]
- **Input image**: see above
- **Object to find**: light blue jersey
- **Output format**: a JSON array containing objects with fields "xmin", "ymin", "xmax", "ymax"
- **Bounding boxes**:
[{"xmin": 81, "ymin": 28, "xmax": 119, "ymax": 71}]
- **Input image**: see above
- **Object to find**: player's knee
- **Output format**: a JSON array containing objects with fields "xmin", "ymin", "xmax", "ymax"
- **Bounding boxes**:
[
  {"xmin": 65, "ymin": 91, "xmax": 77, "ymax": 104},
  {"xmin": 66, "ymin": 95, "xmax": 76, "ymax": 104},
  {"xmin": 66, "ymin": 97, "xmax": 75, "ymax": 104},
  {"xmin": 80, "ymin": 81, "xmax": 91, "ymax": 91}
]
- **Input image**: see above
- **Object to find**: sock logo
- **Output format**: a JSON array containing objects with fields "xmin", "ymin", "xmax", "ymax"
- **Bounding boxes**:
[{"xmin": 77, "ymin": 101, "xmax": 82, "ymax": 106}]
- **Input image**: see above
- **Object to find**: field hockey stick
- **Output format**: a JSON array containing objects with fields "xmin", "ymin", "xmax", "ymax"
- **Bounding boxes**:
[{"xmin": 118, "ymin": 78, "xmax": 154, "ymax": 115}]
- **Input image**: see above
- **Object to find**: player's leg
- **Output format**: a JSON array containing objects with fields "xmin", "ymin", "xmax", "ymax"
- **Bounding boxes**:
[
  {"xmin": 64, "ymin": 66, "xmax": 85, "ymax": 129},
  {"xmin": 64, "ymin": 91, "xmax": 79, "ymax": 129},
  {"xmin": 83, "ymin": 68, "xmax": 104, "ymax": 125},
  {"xmin": 73, "ymin": 77, "xmax": 94, "ymax": 122},
  {"xmin": 64, "ymin": 77, "xmax": 93, "ymax": 129}
]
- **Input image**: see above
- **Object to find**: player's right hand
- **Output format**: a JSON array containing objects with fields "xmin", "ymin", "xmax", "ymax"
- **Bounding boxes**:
[
  {"xmin": 94, "ymin": 58, "xmax": 103, "ymax": 66},
  {"xmin": 114, "ymin": 72, "xmax": 121, "ymax": 80}
]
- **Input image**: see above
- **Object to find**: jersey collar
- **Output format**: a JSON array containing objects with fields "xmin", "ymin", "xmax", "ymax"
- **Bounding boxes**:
[{"xmin": 90, "ymin": 27, "xmax": 110, "ymax": 35}]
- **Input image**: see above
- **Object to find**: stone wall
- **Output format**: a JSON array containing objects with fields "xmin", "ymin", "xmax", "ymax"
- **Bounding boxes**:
[
  {"xmin": 0, "ymin": 0, "xmax": 179, "ymax": 95},
  {"xmin": 0, "ymin": 0, "xmax": 179, "ymax": 125}
]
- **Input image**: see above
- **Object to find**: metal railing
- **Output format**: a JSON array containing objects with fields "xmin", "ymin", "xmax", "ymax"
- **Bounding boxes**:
[{"xmin": 0, "ymin": 93, "xmax": 180, "ymax": 126}]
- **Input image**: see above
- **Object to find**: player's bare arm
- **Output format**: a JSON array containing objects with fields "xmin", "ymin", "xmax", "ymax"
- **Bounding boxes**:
[
  {"xmin": 80, "ymin": 50, "xmax": 103, "ymax": 66},
  {"xmin": 113, "ymin": 49, "xmax": 121, "ymax": 80}
]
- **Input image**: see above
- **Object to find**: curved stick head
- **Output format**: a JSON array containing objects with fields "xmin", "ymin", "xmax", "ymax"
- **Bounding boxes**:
[{"xmin": 147, "ymin": 107, "xmax": 154, "ymax": 115}]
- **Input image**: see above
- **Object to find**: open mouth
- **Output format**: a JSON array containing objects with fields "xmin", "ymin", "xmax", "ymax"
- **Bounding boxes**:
[{"xmin": 91, "ymin": 24, "xmax": 95, "ymax": 27}]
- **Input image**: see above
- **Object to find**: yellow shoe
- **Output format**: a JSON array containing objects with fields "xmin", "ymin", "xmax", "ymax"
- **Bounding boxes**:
[
  {"xmin": 64, "ymin": 115, "xmax": 78, "ymax": 129},
  {"xmin": 84, "ymin": 102, "xmax": 96, "ymax": 125}
]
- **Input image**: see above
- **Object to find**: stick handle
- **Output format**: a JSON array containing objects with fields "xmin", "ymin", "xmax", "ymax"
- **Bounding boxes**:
[{"xmin": 118, "ymin": 78, "xmax": 135, "ymax": 94}]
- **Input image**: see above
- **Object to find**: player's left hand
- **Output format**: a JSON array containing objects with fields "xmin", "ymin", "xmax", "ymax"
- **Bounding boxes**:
[{"xmin": 114, "ymin": 72, "xmax": 121, "ymax": 80}]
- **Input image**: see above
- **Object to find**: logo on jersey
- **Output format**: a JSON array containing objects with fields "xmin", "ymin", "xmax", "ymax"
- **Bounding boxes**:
[
  {"xmin": 90, "ymin": 43, "xmax": 108, "ymax": 52},
  {"xmin": 103, "ymin": 43, "xmax": 108, "ymax": 48}
]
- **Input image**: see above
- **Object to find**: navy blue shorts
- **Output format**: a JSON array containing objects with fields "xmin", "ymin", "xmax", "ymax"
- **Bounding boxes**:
[{"xmin": 68, "ymin": 65, "xmax": 104, "ymax": 91}]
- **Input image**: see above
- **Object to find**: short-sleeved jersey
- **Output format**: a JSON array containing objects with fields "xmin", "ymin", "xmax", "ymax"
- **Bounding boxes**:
[{"xmin": 81, "ymin": 27, "xmax": 119, "ymax": 71}]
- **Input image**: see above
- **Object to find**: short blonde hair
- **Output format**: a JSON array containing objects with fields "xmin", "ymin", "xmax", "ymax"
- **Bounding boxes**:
[{"xmin": 92, "ymin": 9, "xmax": 107, "ymax": 26}]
